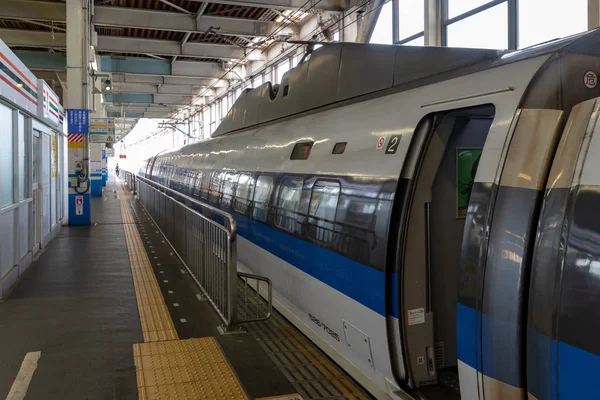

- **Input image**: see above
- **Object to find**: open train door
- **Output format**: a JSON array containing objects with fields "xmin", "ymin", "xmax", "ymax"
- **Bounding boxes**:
[{"xmin": 395, "ymin": 105, "xmax": 566, "ymax": 399}]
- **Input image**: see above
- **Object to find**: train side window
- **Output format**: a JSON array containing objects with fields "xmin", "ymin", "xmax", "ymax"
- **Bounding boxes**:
[
  {"xmin": 200, "ymin": 170, "xmax": 211, "ymax": 201},
  {"xmin": 192, "ymin": 170, "xmax": 203, "ymax": 198},
  {"xmin": 252, "ymin": 175, "xmax": 273, "ymax": 222},
  {"xmin": 208, "ymin": 171, "xmax": 223, "ymax": 205},
  {"xmin": 221, "ymin": 172, "xmax": 238, "ymax": 210},
  {"xmin": 275, "ymin": 176, "xmax": 304, "ymax": 232},
  {"xmin": 308, "ymin": 180, "xmax": 340, "ymax": 244},
  {"xmin": 235, "ymin": 173, "xmax": 254, "ymax": 214},
  {"xmin": 290, "ymin": 142, "xmax": 313, "ymax": 160}
]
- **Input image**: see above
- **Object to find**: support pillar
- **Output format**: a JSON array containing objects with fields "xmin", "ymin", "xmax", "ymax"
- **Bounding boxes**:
[
  {"xmin": 589, "ymin": 0, "xmax": 600, "ymax": 29},
  {"xmin": 425, "ymin": 0, "xmax": 442, "ymax": 46},
  {"xmin": 66, "ymin": 0, "xmax": 91, "ymax": 225}
]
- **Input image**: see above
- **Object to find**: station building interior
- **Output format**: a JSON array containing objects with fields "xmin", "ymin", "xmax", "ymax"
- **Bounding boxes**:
[{"xmin": 0, "ymin": 1, "xmax": 599, "ymax": 399}]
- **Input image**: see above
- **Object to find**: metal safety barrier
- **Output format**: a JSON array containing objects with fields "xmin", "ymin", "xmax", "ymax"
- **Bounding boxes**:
[
  {"xmin": 123, "ymin": 171, "xmax": 136, "ymax": 194},
  {"xmin": 130, "ymin": 173, "xmax": 272, "ymax": 331}
]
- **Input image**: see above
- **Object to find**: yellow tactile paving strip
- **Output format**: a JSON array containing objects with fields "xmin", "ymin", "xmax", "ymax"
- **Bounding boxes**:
[
  {"xmin": 134, "ymin": 338, "xmax": 249, "ymax": 400},
  {"xmin": 119, "ymin": 192, "xmax": 178, "ymax": 343},
  {"xmin": 117, "ymin": 184, "xmax": 249, "ymax": 400}
]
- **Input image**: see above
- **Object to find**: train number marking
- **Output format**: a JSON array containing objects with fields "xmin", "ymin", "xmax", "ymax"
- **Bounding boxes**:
[
  {"xmin": 376, "ymin": 137, "xmax": 385, "ymax": 149},
  {"xmin": 309, "ymin": 313, "xmax": 340, "ymax": 342},
  {"xmin": 386, "ymin": 136, "xmax": 401, "ymax": 154}
]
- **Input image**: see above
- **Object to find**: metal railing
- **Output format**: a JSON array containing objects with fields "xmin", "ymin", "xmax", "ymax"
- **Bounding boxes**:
[
  {"xmin": 123, "ymin": 171, "xmax": 136, "ymax": 194},
  {"xmin": 131, "ymin": 173, "xmax": 272, "ymax": 330}
]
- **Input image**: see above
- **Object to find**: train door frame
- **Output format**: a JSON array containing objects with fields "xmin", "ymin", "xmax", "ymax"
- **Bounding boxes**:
[{"xmin": 389, "ymin": 104, "xmax": 497, "ymax": 394}]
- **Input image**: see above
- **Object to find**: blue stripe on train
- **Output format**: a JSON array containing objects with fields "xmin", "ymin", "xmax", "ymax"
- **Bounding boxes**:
[
  {"xmin": 184, "ymin": 197, "xmax": 397, "ymax": 317},
  {"xmin": 457, "ymin": 303, "xmax": 522, "ymax": 388},
  {"xmin": 233, "ymin": 211, "xmax": 396, "ymax": 317},
  {"xmin": 458, "ymin": 303, "xmax": 600, "ymax": 398}
]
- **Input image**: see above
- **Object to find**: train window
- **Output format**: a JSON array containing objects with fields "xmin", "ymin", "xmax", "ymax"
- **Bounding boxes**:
[
  {"xmin": 252, "ymin": 175, "xmax": 273, "ymax": 222},
  {"xmin": 200, "ymin": 170, "xmax": 211, "ymax": 201},
  {"xmin": 208, "ymin": 171, "xmax": 223, "ymax": 205},
  {"xmin": 308, "ymin": 181, "xmax": 340, "ymax": 244},
  {"xmin": 192, "ymin": 170, "xmax": 203, "ymax": 198},
  {"xmin": 332, "ymin": 142, "xmax": 347, "ymax": 154},
  {"xmin": 290, "ymin": 142, "xmax": 313, "ymax": 160},
  {"xmin": 275, "ymin": 176, "xmax": 304, "ymax": 232},
  {"xmin": 221, "ymin": 172, "xmax": 238, "ymax": 210},
  {"xmin": 235, "ymin": 173, "xmax": 254, "ymax": 214}
]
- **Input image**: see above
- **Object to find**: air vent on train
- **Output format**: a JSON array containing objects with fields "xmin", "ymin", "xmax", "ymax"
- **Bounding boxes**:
[{"xmin": 434, "ymin": 341, "xmax": 445, "ymax": 370}]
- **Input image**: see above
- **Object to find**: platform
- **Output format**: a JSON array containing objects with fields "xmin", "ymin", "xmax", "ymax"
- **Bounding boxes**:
[{"xmin": 0, "ymin": 176, "xmax": 371, "ymax": 400}]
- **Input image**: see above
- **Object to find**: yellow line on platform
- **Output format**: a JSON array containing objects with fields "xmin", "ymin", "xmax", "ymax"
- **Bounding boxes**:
[
  {"xmin": 118, "ymin": 185, "xmax": 249, "ymax": 400},
  {"xmin": 134, "ymin": 338, "xmax": 248, "ymax": 400},
  {"xmin": 119, "ymin": 189, "xmax": 178, "ymax": 343}
]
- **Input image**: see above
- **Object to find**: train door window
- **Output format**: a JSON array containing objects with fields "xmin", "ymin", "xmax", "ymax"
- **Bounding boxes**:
[
  {"xmin": 252, "ymin": 175, "xmax": 273, "ymax": 222},
  {"xmin": 235, "ymin": 173, "xmax": 254, "ymax": 214},
  {"xmin": 308, "ymin": 180, "xmax": 340, "ymax": 244},
  {"xmin": 221, "ymin": 172, "xmax": 238, "ymax": 210},
  {"xmin": 208, "ymin": 171, "xmax": 223, "ymax": 205},
  {"xmin": 275, "ymin": 176, "xmax": 303, "ymax": 232}
]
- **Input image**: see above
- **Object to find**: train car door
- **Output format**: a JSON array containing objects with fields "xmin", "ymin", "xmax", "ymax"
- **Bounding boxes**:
[
  {"xmin": 527, "ymin": 98, "xmax": 600, "ymax": 400},
  {"xmin": 399, "ymin": 105, "xmax": 495, "ymax": 397},
  {"xmin": 397, "ymin": 105, "xmax": 565, "ymax": 400}
]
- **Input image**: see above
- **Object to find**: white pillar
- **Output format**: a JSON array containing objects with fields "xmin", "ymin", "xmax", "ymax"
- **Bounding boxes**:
[
  {"xmin": 589, "ymin": 0, "xmax": 600, "ymax": 29},
  {"xmin": 424, "ymin": 0, "xmax": 442, "ymax": 46},
  {"xmin": 66, "ymin": 0, "xmax": 91, "ymax": 224}
]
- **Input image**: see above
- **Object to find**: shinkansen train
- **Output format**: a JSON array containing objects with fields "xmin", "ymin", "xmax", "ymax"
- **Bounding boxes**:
[{"xmin": 138, "ymin": 30, "xmax": 600, "ymax": 400}]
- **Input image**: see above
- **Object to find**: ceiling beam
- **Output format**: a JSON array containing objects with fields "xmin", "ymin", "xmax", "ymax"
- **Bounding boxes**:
[
  {"xmin": 106, "ymin": 106, "xmax": 169, "ymax": 113},
  {"xmin": 0, "ymin": 28, "xmax": 65, "ymax": 49},
  {"xmin": 111, "ymin": 82, "xmax": 215, "ymax": 97},
  {"xmin": 0, "ymin": 0, "xmax": 65, "ymax": 22},
  {"xmin": 184, "ymin": 0, "xmax": 342, "ymax": 12},
  {"xmin": 111, "ymin": 73, "xmax": 228, "ymax": 88},
  {"xmin": 0, "ymin": 29, "xmax": 261, "ymax": 62},
  {"xmin": 97, "ymin": 35, "xmax": 263, "ymax": 61},
  {"xmin": 93, "ymin": 6, "xmax": 295, "ymax": 38}
]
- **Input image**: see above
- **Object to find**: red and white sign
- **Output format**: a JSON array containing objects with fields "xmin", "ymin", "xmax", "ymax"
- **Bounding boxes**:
[
  {"xmin": 75, "ymin": 195, "xmax": 84, "ymax": 215},
  {"xmin": 376, "ymin": 137, "xmax": 385, "ymax": 149}
]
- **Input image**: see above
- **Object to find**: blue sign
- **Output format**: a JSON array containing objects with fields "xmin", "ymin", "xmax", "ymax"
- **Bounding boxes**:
[
  {"xmin": 67, "ymin": 109, "xmax": 89, "ymax": 134},
  {"xmin": 102, "ymin": 149, "xmax": 106, "ymax": 159}
]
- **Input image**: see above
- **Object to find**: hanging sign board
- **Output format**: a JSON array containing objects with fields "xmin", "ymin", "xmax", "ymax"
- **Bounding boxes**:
[
  {"xmin": 90, "ymin": 118, "xmax": 114, "ymax": 143},
  {"xmin": 106, "ymin": 148, "xmax": 114, "ymax": 157},
  {"xmin": 456, "ymin": 148, "xmax": 482, "ymax": 218}
]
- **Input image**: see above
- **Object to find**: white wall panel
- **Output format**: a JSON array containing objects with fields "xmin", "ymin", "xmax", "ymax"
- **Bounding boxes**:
[
  {"xmin": 19, "ymin": 204, "xmax": 30, "ymax": 260},
  {"xmin": 0, "ymin": 211, "xmax": 15, "ymax": 278}
]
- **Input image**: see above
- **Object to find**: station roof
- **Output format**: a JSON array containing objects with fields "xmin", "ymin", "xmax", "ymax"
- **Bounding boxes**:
[{"xmin": 0, "ymin": 0, "xmax": 330, "ymax": 137}]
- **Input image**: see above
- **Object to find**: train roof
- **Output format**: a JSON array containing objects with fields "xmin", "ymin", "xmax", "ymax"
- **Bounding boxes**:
[{"xmin": 213, "ymin": 28, "xmax": 600, "ymax": 137}]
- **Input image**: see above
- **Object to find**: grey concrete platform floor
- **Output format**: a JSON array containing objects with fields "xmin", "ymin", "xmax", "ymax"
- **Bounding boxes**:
[{"xmin": 0, "ymin": 177, "xmax": 141, "ymax": 400}]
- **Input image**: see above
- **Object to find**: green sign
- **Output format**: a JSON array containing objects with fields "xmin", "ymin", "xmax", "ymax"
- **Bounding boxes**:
[{"xmin": 456, "ymin": 148, "xmax": 482, "ymax": 218}]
